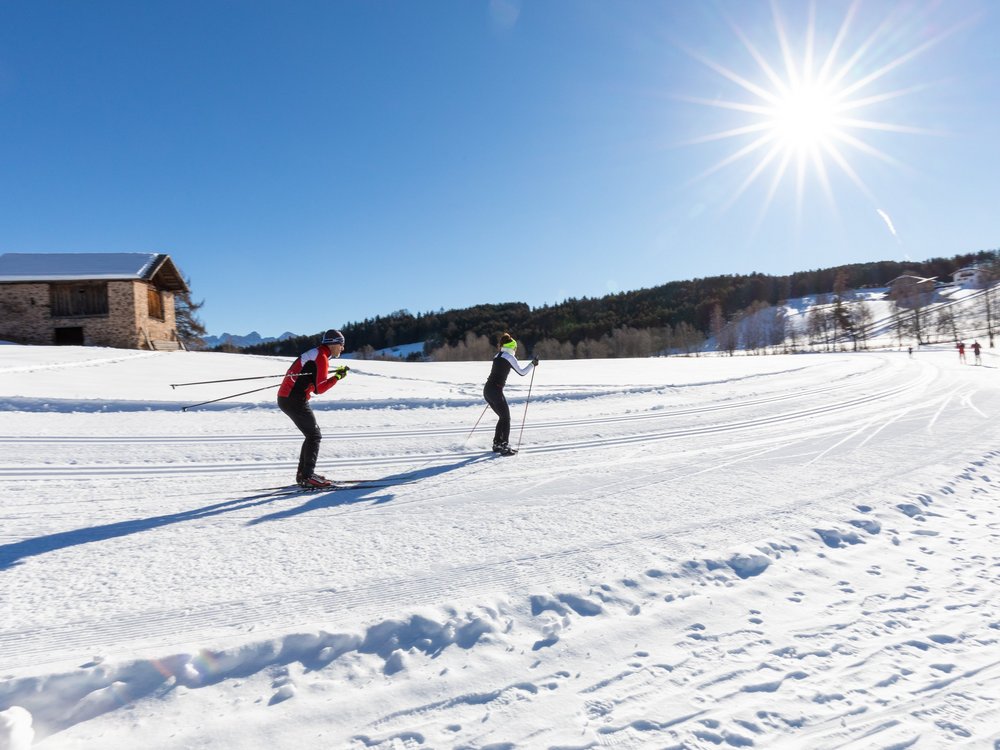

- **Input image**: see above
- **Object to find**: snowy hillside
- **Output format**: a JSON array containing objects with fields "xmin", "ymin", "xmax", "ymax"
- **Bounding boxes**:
[
  {"xmin": 2, "ymin": 344, "xmax": 1000, "ymax": 748},
  {"xmin": 781, "ymin": 285, "xmax": 994, "ymax": 344}
]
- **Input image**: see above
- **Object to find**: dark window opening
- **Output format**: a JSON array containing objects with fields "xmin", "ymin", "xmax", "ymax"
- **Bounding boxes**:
[
  {"xmin": 50, "ymin": 283, "xmax": 109, "ymax": 317},
  {"xmin": 54, "ymin": 327, "xmax": 85, "ymax": 345},
  {"xmin": 147, "ymin": 286, "xmax": 164, "ymax": 320}
]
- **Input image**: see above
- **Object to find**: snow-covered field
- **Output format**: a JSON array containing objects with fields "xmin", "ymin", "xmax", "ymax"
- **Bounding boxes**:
[{"xmin": 2, "ymin": 344, "xmax": 1000, "ymax": 749}]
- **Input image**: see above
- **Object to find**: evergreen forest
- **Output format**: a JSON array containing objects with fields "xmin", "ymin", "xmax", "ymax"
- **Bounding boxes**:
[{"xmin": 229, "ymin": 250, "xmax": 998, "ymax": 360}]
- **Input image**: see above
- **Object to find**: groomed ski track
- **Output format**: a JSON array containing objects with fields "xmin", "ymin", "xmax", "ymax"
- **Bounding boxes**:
[{"xmin": 1, "ymin": 350, "xmax": 992, "ymax": 679}]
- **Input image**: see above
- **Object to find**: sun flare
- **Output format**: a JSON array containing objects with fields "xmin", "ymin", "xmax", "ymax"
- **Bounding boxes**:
[{"xmin": 680, "ymin": 1, "xmax": 961, "ymax": 218}]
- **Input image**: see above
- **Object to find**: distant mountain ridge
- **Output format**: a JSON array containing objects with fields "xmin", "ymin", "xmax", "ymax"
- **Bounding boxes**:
[{"xmin": 202, "ymin": 331, "xmax": 298, "ymax": 349}]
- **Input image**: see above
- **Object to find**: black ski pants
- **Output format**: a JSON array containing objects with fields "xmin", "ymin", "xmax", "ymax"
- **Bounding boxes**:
[
  {"xmin": 483, "ymin": 383, "xmax": 510, "ymax": 446},
  {"xmin": 277, "ymin": 395, "xmax": 322, "ymax": 480}
]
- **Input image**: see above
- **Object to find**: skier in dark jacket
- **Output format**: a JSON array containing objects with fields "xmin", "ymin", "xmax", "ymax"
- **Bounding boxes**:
[
  {"xmin": 483, "ymin": 332, "xmax": 537, "ymax": 456},
  {"xmin": 277, "ymin": 329, "xmax": 348, "ymax": 487}
]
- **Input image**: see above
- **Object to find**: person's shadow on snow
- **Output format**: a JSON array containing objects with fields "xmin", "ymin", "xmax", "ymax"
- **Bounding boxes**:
[
  {"xmin": 0, "ymin": 456, "xmax": 491, "ymax": 571},
  {"xmin": 0, "ymin": 495, "xmax": 277, "ymax": 571},
  {"xmin": 246, "ymin": 455, "xmax": 488, "ymax": 526}
]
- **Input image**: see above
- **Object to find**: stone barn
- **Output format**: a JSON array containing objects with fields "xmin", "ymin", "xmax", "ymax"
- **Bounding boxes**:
[
  {"xmin": 0, "ymin": 252, "xmax": 190, "ymax": 349},
  {"xmin": 887, "ymin": 274, "xmax": 937, "ymax": 309}
]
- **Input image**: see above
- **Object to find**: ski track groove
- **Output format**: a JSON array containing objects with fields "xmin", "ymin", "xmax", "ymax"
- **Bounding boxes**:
[
  {"xmin": 0, "ymin": 355, "xmax": 902, "ymax": 447},
  {"xmin": 0, "ymin": 362, "xmax": 933, "ymax": 481},
  {"xmin": 0, "ymin": 355, "xmax": 958, "ymax": 669}
]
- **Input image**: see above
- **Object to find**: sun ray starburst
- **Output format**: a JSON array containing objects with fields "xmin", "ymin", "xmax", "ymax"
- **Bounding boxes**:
[{"xmin": 678, "ymin": 0, "xmax": 968, "ymax": 223}]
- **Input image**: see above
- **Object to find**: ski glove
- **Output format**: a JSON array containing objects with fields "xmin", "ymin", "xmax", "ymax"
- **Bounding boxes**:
[
  {"xmin": 531, "ymin": 359, "xmax": 539, "ymax": 366},
  {"xmin": 332, "ymin": 365, "xmax": 349, "ymax": 380}
]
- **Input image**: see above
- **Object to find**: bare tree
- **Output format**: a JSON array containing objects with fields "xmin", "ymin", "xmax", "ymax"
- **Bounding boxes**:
[
  {"xmin": 889, "ymin": 275, "xmax": 934, "ymax": 345},
  {"xmin": 431, "ymin": 331, "xmax": 493, "ymax": 361},
  {"xmin": 831, "ymin": 271, "xmax": 857, "ymax": 349},
  {"xmin": 717, "ymin": 313, "xmax": 740, "ymax": 356},
  {"xmin": 766, "ymin": 304, "xmax": 788, "ymax": 351},
  {"xmin": 175, "ymin": 275, "xmax": 208, "ymax": 349},
  {"xmin": 848, "ymin": 299, "xmax": 874, "ymax": 350},
  {"xmin": 575, "ymin": 337, "xmax": 610, "ymax": 359},
  {"xmin": 673, "ymin": 322, "xmax": 705, "ymax": 355},
  {"xmin": 935, "ymin": 304, "xmax": 962, "ymax": 343},
  {"xmin": 709, "ymin": 302, "xmax": 737, "ymax": 356},
  {"xmin": 609, "ymin": 326, "xmax": 654, "ymax": 357},
  {"xmin": 807, "ymin": 295, "xmax": 834, "ymax": 350},
  {"xmin": 740, "ymin": 301, "xmax": 772, "ymax": 354},
  {"xmin": 784, "ymin": 302, "xmax": 802, "ymax": 351},
  {"xmin": 976, "ymin": 262, "xmax": 1000, "ymax": 347}
]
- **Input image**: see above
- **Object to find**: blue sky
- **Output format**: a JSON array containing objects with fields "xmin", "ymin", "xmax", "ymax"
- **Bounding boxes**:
[{"xmin": 1, "ymin": 1, "xmax": 997, "ymax": 338}]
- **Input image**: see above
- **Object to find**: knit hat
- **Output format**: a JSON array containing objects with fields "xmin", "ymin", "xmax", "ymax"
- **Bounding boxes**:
[{"xmin": 321, "ymin": 329, "xmax": 346, "ymax": 345}]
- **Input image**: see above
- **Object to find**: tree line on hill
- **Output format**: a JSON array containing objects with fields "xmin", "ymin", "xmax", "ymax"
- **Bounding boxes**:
[{"xmin": 222, "ymin": 250, "xmax": 997, "ymax": 359}]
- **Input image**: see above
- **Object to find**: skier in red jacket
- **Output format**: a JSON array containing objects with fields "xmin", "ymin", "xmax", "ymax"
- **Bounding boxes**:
[{"xmin": 277, "ymin": 329, "xmax": 348, "ymax": 487}]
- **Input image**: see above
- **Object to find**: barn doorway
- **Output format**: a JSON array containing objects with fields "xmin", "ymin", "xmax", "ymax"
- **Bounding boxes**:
[{"xmin": 54, "ymin": 327, "xmax": 84, "ymax": 345}]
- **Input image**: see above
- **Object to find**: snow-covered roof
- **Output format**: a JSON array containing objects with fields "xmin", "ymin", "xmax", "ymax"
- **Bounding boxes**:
[
  {"xmin": 953, "ymin": 266, "xmax": 982, "ymax": 277},
  {"xmin": 887, "ymin": 274, "xmax": 936, "ymax": 286},
  {"xmin": 0, "ymin": 252, "xmax": 188, "ymax": 291}
]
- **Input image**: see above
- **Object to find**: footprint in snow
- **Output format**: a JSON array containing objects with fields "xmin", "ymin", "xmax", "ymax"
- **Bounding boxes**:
[
  {"xmin": 849, "ymin": 518, "xmax": 881, "ymax": 534},
  {"xmin": 930, "ymin": 663, "xmax": 957, "ymax": 673},
  {"xmin": 585, "ymin": 698, "xmax": 614, "ymax": 718},
  {"xmin": 741, "ymin": 670, "xmax": 808, "ymax": 693}
]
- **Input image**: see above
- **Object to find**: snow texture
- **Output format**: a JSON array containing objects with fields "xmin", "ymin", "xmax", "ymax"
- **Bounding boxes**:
[{"xmin": 1, "ymin": 342, "xmax": 1000, "ymax": 748}]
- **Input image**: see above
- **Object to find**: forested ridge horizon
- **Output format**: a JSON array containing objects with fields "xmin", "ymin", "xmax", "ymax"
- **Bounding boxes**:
[{"xmin": 228, "ymin": 249, "xmax": 997, "ymax": 358}]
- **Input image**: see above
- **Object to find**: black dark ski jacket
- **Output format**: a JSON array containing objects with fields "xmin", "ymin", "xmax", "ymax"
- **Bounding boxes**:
[{"xmin": 486, "ymin": 350, "xmax": 533, "ymax": 388}]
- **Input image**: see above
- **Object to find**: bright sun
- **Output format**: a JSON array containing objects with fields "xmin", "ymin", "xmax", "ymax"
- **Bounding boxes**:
[
  {"xmin": 769, "ymin": 82, "xmax": 839, "ymax": 151},
  {"xmin": 680, "ymin": 1, "xmax": 960, "ymax": 217}
]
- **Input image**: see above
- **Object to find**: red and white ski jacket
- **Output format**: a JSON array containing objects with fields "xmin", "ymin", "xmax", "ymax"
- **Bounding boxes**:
[{"xmin": 277, "ymin": 344, "xmax": 339, "ymax": 401}]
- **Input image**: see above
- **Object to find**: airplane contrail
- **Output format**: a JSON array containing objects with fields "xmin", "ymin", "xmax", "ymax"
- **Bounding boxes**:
[{"xmin": 876, "ymin": 208, "xmax": 901, "ymax": 243}]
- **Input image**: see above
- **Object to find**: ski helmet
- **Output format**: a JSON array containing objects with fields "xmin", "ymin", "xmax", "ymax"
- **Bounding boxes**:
[{"xmin": 321, "ymin": 329, "xmax": 346, "ymax": 345}]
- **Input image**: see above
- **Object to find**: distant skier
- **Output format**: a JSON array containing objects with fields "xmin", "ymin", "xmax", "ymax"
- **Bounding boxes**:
[
  {"xmin": 958, "ymin": 341, "xmax": 967, "ymax": 364},
  {"xmin": 483, "ymin": 333, "xmax": 537, "ymax": 456},
  {"xmin": 972, "ymin": 340, "xmax": 982, "ymax": 365},
  {"xmin": 277, "ymin": 329, "xmax": 349, "ymax": 488}
]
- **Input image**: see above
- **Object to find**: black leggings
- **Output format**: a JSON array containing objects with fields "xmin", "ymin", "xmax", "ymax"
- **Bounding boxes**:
[
  {"xmin": 277, "ymin": 396, "xmax": 322, "ymax": 479},
  {"xmin": 483, "ymin": 383, "xmax": 510, "ymax": 445}
]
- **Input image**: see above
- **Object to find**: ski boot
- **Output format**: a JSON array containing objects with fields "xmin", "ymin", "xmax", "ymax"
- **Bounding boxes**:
[{"xmin": 299, "ymin": 473, "xmax": 333, "ymax": 488}]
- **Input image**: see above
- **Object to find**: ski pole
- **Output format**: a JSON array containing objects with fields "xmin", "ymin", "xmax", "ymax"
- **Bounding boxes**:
[
  {"xmin": 171, "ymin": 366, "xmax": 351, "ymax": 389},
  {"xmin": 464, "ymin": 404, "xmax": 491, "ymax": 445},
  {"xmin": 181, "ymin": 383, "xmax": 281, "ymax": 411},
  {"xmin": 515, "ymin": 366, "xmax": 536, "ymax": 451},
  {"xmin": 170, "ymin": 373, "xmax": 290, "ymax": 389}
]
